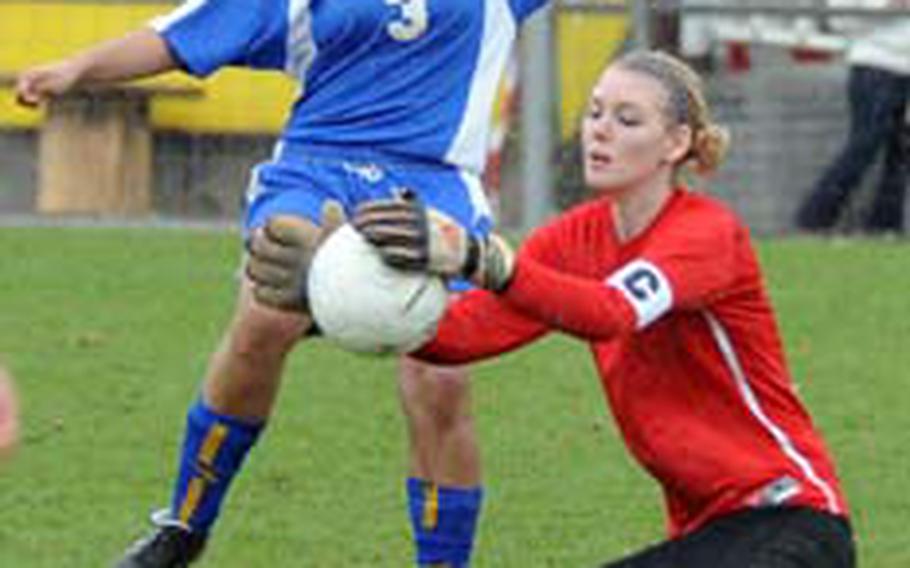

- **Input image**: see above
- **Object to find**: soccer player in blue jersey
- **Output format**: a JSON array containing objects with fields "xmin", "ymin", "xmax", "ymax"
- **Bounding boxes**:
[{"xmin": 16, "ymin": 1, "xmax": 550, "ymax": 566}]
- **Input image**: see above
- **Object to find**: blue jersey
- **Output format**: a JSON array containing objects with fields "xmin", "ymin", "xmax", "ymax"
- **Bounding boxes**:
[{"xmin": 152, "ymin": 0, "xmax": 548, "ymax": 176}]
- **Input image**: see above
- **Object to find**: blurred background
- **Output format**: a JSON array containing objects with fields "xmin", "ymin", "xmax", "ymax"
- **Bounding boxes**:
[
  {"xmin": 0, "ymin": 0, "xmax": 907, "ymax": 235},
  {"xmin": 0, "ymin": 3, "xmax": 908, "ymax": 566}
]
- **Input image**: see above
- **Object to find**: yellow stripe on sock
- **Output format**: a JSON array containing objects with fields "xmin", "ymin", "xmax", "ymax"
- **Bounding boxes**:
[
  {"xmin": 177, "ymin": 423, "xmax": 229, "ymax": 524},
  {"xmin": 422, "ymin": 483, "xmax": 439, "ymax": 530},
  {"xmin": 179, "ymin": 478, "xmax": 205, "ymax": 524},
  {"xmin": 199, "ymin": 424, "xmax": 228, "ymax": 464}
]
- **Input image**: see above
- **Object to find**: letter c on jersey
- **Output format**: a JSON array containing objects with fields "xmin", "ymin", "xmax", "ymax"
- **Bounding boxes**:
[
  {"xmin": 622, "ymin": 269, "xmax": 661, "ymax": 301},
  {"xmin": 607, "ymin": 259, "xmax": 674, "ymax": 329}
]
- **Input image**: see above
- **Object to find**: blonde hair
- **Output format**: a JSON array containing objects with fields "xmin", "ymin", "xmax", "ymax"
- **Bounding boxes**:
[{"xmin": 616, "ymin": 50, "xmax": 730, "ymax": 176}]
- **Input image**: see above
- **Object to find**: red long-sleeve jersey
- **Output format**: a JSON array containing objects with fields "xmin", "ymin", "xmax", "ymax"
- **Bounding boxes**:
[{"xmin": 417, "ymin": 188, "xmax": 848, "ymax": 537}]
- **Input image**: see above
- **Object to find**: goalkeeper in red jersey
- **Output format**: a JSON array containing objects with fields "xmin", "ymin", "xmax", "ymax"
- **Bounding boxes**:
[{"xmin": 348, "ymin": 50, "xmax": 856, "ymax": 567}]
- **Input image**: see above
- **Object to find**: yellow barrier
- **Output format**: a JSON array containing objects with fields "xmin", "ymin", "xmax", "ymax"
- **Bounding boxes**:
[
  {"xmin": 0, "ymin": 2, "xmax": 296, "ymax": 133},
  {"xmin": 558, "ymin": 12, "xmax": 629, "ymax": 138}
]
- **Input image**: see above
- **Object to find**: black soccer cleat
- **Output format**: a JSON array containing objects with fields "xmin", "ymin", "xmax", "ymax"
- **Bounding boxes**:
[{"xmin": 115, "ymin": 510, "xmax": 207, "ymax": 568}]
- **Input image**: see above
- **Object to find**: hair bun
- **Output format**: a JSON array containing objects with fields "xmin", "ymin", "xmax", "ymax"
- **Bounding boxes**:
[{"xmin": 689, "ymin": 123, "xmax": 730, "ymax": 176}]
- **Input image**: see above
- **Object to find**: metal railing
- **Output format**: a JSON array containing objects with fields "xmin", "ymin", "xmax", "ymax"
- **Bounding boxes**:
[{"xmin": 558, "ymin": 0, "xmax": 909, "ymax": 18}]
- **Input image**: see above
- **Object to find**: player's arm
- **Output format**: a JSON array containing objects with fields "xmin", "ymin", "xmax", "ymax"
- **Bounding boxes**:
[
  {"xmin": 498, "ymin": 256, "xmax": 644, "ymax": 340},
  {"xmin": 15, "ymin": 28, "xmax": 176, "ymax": 107},
  {"xmin": 355, "ymin": 197, "xmax": 740, "ymax": 342},
  {"xmin": 16, "ymin": 0, "xmax": 282, "ymax": 108},
  {"xmin": 354, "ymin": 197, "xmax": 637, "ymax": 341},
  {"xmin": 355, "ymin": 198, "xmax": 640, "ymax": 339},
  {"xmin": 498, "ymin": 209, "xmax": 744, "ymax": 338},
  {"xmin": 412, "ymin": 288, "xmax": 551, "ymax": 365}
]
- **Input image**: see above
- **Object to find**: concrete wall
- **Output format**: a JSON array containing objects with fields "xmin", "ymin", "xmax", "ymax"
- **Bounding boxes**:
[{"xmin": 0, "ymin": 131, "xmax": 273, "ymax": 219}]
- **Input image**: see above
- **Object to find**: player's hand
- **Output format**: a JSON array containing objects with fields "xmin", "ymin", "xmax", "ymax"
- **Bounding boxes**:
[
  {"xmin": 246, "ymin": 200, "xmax": 346, "ymax": 312},
  {"xmin": 15, "ymin": 61, "xmax": 84, "ymax": 107},
  {"xmin": 353, "ymin": 196, "xmax": 515, "ymax": 291}
]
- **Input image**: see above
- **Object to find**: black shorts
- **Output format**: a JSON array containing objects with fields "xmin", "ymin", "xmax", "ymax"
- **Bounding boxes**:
[{"xmin": 601, "ymin": 507, "xmax": 855, "ymax": 568}]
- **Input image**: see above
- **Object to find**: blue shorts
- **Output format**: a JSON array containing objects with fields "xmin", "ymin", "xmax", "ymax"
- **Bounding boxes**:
[
  {"xmin": 243, "ymin": 154, "xmax": 495, "ymax": 291},
  {"xmin": 245, "ymin": 155, "xmax": 493, "ymax": 235}
]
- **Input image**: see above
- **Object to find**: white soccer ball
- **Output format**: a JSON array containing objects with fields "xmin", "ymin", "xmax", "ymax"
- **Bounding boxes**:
[{"xmin": 308, "ymin": 223, "xmax": 448, "ymax": 354}]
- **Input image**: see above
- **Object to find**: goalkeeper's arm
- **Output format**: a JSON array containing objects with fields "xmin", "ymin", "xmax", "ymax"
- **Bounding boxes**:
[
  {"xmin": 355, "ymin": 198, "xmax": 639, "ymax": 343},
  {"xmin": 412, "ymin": 288, "xmax": 551, "ymax": 364},
  {"xmin": 496, "ymin": 253, "xmax": 638, "ymax": 341}
]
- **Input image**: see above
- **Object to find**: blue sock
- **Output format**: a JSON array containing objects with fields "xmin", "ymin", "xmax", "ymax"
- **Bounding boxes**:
[
  {"xmin": 169, "ymin": 400, "xmax": 263, "ymax": 534},
  {"xmin": 407, "ymin": 477, "xmax": 484, "ymax": 567}
]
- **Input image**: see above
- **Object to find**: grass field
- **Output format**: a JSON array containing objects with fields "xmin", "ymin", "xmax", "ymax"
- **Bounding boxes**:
[{"xmin": 0, "ymin": 227, "xmax": 907, "ymax": 567}]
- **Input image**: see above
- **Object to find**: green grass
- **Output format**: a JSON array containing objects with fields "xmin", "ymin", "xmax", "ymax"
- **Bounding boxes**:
[{"xmin": 0, "ymin": 228, "xmax": 907, "ymax": 567}]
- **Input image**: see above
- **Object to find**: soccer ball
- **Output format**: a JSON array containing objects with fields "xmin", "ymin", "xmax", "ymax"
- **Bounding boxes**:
[{"xmin": 307, "ymin": 224, "xmax": 448, "ymax": 354}]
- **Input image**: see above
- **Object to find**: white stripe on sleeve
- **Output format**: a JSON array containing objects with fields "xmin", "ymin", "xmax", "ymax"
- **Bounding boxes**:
[
  {"xmin": 149, "ymin": 0, "xmax": 208, "ymax": 32},
  {"xmin": 286, "ymin": 0, "xmax": 317, "ymax": 88},
  {"xmin": 704, "ymin": 311, "xmax": 841, "ymax": 514},
  {"xmin": 444, "ymin": 0, "xmax": 517, "ymax": 175}
]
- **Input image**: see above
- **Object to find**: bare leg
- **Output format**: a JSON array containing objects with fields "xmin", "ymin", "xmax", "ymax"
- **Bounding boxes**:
[
  {"xmin": 115, "ymin": 277, "xmax": 316, "ymax": 566},
  {"xmin": 202, "ymin": 280, "xmax": 310, "ymax": 420},
  {"xmin": 400, "ymin": 356, "xmax": 483, "ymax": 567},
  {"xmin": 152, "ymin": 279, "xmax": 313, "ymax": 531},
  {"xmin": 399, "ymin": 357, "xmax": 480, "ymax": 486}
]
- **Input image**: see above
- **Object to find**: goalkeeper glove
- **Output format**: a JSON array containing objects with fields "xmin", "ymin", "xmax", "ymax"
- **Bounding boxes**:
[
  {"xmin": 246, "ymin": 199, "xmax": 346, "ymax": 312},
  {"xmin": 353, "ymin": 196, "xmax": 515, "ymax": 292}
]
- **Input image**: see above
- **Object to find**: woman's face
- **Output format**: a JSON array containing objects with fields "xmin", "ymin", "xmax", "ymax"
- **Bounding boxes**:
[{"xmin": 581, "ymin": 65, "xmax": 691, "ymax": 195}]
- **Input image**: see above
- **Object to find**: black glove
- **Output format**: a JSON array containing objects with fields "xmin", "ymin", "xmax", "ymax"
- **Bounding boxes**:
[
  {"xmin": 246, "ymin": 200, "xmax": 346, "ymax": 311},
  {"xmin": 353, "ymin": 196, "xmax": 515, "ymax": 292}
]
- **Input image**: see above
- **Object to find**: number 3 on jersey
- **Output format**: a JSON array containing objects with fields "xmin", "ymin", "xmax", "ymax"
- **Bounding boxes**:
[{"xmin": 386, "ymin": 0, "xmax": 429, "ymax": 41}]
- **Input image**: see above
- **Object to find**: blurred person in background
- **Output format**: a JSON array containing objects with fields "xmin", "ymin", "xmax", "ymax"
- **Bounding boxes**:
[
  {"xmin": 15, "ymin": 0, "xmax": 553, "ymax": 566},
  {"xmin": 0, "ymin": 365, "xmax": 19, "ymax": 461},
  {"xmin": 344, "ymin": 49, "xmax": 855, "ymax": 568},
  {"xmin": 796, "ymin": 12, "xmax": 910, "ymax": 235}
]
